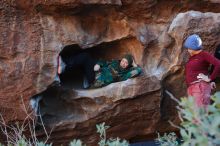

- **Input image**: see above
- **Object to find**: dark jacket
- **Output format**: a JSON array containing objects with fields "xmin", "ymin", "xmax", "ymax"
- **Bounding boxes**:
[{"xmin": 91, "ymin": 60, "xmax": 142, "ymax": 88}]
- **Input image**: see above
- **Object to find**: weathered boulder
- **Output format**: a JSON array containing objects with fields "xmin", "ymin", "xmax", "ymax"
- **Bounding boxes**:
[
  {"xmin": 35, "ymin": 75, "xmax": 161, "ymax": 145},
  {"xmin": 0, "ymin": 1, "xmax": 135, "ymax": 122},
  {"xmin": 205, "ymin": 0, "xmax": 220, "ymax": 3},
  {"xmin": 1, "ymin": 0, "xmax": 220, "ymax": 145},
  {"xmin": 168, "ymin": 10, "xmax": 220, "ymax": 56}
]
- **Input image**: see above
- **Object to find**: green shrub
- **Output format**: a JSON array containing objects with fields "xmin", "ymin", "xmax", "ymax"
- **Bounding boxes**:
[
  {"xmin": 0, "ymin": 98, "xmax": 128, "ymax": 146},
  {"xmin": 156, "ymin": 132, "xmax": 179, "ymax": 146},
  {"xmin": 156, "ymin": 91, "xmax": 220, "ymax": 146},
  {"xmin": 106, "ymin": 138, "xmax": 129, "ymax": 146},
  {"xmin": 96, "ymin": 122, "xmax": 129, "ymax": 146},
  {"xmin": 0, "ymin": 97, "xmax": 52, "ymax": 146},
  {"xmin": 69, "ymin": 139, "xmax": 84, "ymax": 146},
  {"xmin": 67, "ymin": 122, "xmax": 129, "ymax": 146},
  {"xmin": 37, "ymin": 142, "xmax": 52, "ymax": 146},
  {"xmin": 0, "ymin": 120, "xmax": 128, "ymax": 146}
]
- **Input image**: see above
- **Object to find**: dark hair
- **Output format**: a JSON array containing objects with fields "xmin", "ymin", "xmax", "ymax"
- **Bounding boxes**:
[
  {"xmin": 123, "ymin": 54, "xmax": 133, "ymax": 67},
  {"xmin": 215, "ymin": 44, "xmax": 220, "ymax": 59}
]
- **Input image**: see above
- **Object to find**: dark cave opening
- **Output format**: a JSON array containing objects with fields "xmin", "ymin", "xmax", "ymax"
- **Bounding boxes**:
[
  {"xmin": 58, "ymin": 44, "xmax": 85, "ymax": 89},
  {"xmin": 31, "ymin": 37, "xmax": 144, "ymax": 137},
  {"xmin": 58, "ymin": 39, "xmax": 132, "ymax": 89}
]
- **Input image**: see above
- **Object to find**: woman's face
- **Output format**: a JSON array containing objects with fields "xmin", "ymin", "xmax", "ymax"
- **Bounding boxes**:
[
  {"xmin": 187, "ymin": 49, "xmax": 201, "ymax": 56},
  {"xmin": 120, "ymin": 58, "xmax": 129, "ymax": 69},
  {"xmin": 187, "ymin": 49, "xmax": 194, "ymax": 56}
]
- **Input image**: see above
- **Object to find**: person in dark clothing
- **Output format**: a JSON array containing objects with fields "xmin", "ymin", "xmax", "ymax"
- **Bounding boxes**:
[
  {"xmin": 214, "ymin": 44, "xmax": 220, "ymax": 59},
  {"xmin": 211, "ymin": 44, "xmax": 220, "ymax": 83},
  {"xmin": 58, "ymin": 52, "xmax": 97, "ymax": 86},
  {"xmin": 183, "ymin": 34, "xmax": 220, "ymax": 108},
  {"xmin": 57, "ymin": 52, "xmax": 142, "ymax": 88}
]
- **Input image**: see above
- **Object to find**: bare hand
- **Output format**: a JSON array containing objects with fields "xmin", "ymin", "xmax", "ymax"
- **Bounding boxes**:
[
  {"xmin": 132, "ymin": 59, "xmax": 137, "ymax": 67},
  {"xmin": 210, "ymin": 82, "xmax": 216, "ymax": 90},
  {"xmin": 94, "ymin": 64, "xmax": 100, "ymax": 71},
  {"xmin": 197, "ymin": 73, "xmax": 211, "ymax": 82}
]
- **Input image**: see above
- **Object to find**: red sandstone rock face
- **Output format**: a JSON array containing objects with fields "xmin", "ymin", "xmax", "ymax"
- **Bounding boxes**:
[{"xmin": 1, "ymin": 0, "xmax": 220, "ymax": 145}]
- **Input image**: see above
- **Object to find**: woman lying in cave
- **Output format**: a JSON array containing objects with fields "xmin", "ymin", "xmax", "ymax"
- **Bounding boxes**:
[{"xmin": 57, "ymin": 52, "xmax": 142, "ymax": 88}]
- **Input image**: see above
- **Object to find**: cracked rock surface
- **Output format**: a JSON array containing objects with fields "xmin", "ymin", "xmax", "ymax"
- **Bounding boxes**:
[{"xmin": 1, "ymin": 0, "xmax": 220, "ymax": 145}]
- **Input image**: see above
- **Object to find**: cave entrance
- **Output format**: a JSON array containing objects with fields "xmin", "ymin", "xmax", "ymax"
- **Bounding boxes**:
[
  {"xmin": 58, "ymin": 44, "xmax": 85, "ymax": 89},
  {"xmin": 32, "ymin": 39, "xmax": 134, "ymax": 127},
  {"xmin": 58, "ymin": 39, "xmax": 130, "ymax": 89},
  {"xmin": 31, "ymin": 37, "xmax": 144, "ymax": 136},
  {"xmin": 214, "ymin": 44, "xmax": 220, "ymax": 59}
]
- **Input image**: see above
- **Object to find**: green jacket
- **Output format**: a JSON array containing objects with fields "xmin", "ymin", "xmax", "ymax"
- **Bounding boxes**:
[{"xmin": 91, "ymin": 60, "xmax": 142, "ymax": 88}]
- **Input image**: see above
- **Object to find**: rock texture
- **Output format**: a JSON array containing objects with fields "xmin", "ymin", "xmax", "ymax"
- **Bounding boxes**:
[
  {"xmin": 35, "ymin": 75, "xmax": 160, "ymax": 145},
  {"xmin": 1, "ymin": 0, "xmax": 220, "ymax": 145}
]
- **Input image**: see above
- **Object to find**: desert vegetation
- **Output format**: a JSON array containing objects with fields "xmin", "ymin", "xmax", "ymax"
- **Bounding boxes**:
[{"xmin": 156, "ymin": 92, "xmax": 220, "ymax": 146}]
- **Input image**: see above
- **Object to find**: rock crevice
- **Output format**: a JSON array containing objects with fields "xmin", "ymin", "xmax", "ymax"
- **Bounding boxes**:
[{"xmin": 1, "ymin": 0, "xmax": 220, "ymax": 145}]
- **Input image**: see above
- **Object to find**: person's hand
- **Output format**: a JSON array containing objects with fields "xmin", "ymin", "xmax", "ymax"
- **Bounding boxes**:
[
  {"xmin": 132, "ymin": 59, "xmax": 138, "ymax": 67},
  {"xmin": 94, "ymin": 64, "xmax": 100, "ymax": 71},
  {"xmin": 197, "ymin": 73, "xmax": 211, "ymax": 82},
  {"xmin": 210, "ymin": 82, "xmax": 216, "ymax": 90}
]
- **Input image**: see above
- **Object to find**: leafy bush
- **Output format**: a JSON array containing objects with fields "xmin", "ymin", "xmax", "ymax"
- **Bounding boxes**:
[
  {"xmin": 156, "ymin": 132, "xmax": 179, "ymax": 146},
  {"xmin": 69, "ymin": 139, "xmax": 84, "ymax": 146},
  {"xmin": 0, "ymin": 122, "xmax": 129, "ymax": 146},
  {"xmin": 0, "ymin": 96, "xmax": 52, "ymax": 146},
  {"xmin": 69, "ymin": 122, "xmax": 129, "ymax": 146},
  {"xmin": 0, "ymin": 98, "xmax": 128, "ymax": 146},
  {"xmin": 156, "ymin": 91, "xmax": 220, "ymax": 146},
  {"xmin": 96, "ymin": 122, "xmax": 129, "ymax": 146}
]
